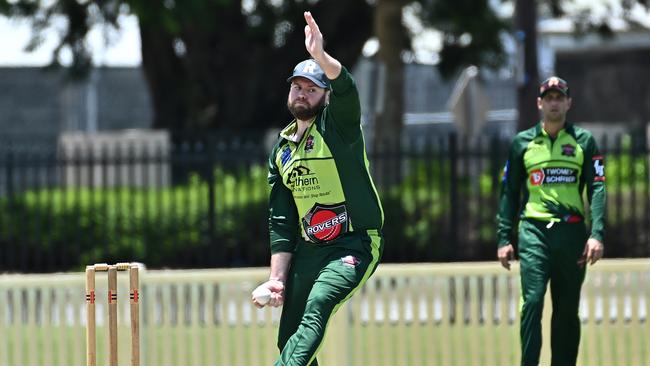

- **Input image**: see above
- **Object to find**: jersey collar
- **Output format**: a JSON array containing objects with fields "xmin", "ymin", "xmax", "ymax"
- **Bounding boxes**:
[
  {"xmin": 535, "ymin": 121, "xmax": 575, "ymax": 137},
  {"xmin": 280, "ymin": 117, "xmax": 316, "ymax": 143}
]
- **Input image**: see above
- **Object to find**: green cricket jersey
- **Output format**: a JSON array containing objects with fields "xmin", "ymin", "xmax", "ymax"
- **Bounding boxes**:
[
  {"xmin": 497, "ymin": 122, "xmax": 606, "ymax": 247},
  {"xmin": 268, "ymin": 67, "xmax": 384, "ymax": 254}
]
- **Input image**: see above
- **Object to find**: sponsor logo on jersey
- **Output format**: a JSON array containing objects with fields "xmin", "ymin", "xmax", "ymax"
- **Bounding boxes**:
[
  {"xmin": 530, "ymin": 169, "xmax": 545, "ymax": 185},
  {"xmin": 593, "ymin": 155, "xmax": 605, "ymax": 181},
  {"xmin": 302, "ymin": 203, "xmax": 349, "ymax": 243},
  {"xmin": 286, "ymin": 165, "xmax": 319, "ymax": 188},
  {"xmin": 530, "ymin": 167, "xmax": 578, "ymax": 186},
  {"xmin": 280, "ymin": 146, "xmax": 292, "ymax": 166},
  {"xmin": 305, "ymin": 135, "xmax": 314, "ymax": 153},
  {"xmin": 561, "ymin": 144, "xmax": 576, "ymax": 157},
  {"xmin": 341, "ymin": 255, "xmax": 361, "ymax": 267}
]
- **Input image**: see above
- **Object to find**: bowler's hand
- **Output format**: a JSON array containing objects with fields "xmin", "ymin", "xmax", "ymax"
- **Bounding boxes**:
[
  {"xmin": 304, "ymin": 11, "xmax": 324, "ymax": 60},
  {"xmin": 252, "ymin": 279, "xmax": 285, "ymax": 308},
  {"xmin": 578, "ymin": 238, "xmax": 603, "ymax": 267},
  {"xmin": 497, "ymin": 244, "xmax": 515, "ymax": 270}
]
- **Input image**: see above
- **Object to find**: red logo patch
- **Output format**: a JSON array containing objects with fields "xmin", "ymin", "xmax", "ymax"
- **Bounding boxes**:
[
  {"xmin": 302, "ymin": 203, "xmax": 349, "ymax": 243},
  {"xmin": 530, "ymin": 169, "xmax": 545, "ymax": 186}
]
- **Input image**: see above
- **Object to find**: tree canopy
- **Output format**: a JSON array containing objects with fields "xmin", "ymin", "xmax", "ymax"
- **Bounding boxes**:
[
  {"xmin": 1, "ymin": 0, "xmax": 373, "ymax": 131},
  {"xmin": 2, "ymin": 0, "xmax": 648, "ymax": 132}
]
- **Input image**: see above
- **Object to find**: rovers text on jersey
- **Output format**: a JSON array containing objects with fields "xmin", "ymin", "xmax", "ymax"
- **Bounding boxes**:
[{"xmin": 268, "ymin": 67, "xmax": 384, "ymax": 253}]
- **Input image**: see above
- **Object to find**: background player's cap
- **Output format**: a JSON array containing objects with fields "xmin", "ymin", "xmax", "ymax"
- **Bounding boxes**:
[
  {"xmin": 287, "ymin": 59, "xmax": 330, "ymax": 89},
  {"xmin": 539, "ymin": 76, "xmax": 569, "ymax": 97}
]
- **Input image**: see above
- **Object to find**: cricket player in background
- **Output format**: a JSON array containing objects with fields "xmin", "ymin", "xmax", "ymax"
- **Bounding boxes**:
[{"xmin": 497, "ymin": 76, "xmax": 606, "ymax": 365}]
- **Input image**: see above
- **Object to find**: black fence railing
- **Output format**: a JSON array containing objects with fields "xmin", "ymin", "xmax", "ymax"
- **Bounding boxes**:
[{"xmin": 0, "ymin": 131, "xmax": 648, "ymax": 272}]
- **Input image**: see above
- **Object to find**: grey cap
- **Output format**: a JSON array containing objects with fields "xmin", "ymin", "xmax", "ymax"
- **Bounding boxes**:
[{"xmin": 287, "ymin": 59, "xmax": 330, "ymax": 89}]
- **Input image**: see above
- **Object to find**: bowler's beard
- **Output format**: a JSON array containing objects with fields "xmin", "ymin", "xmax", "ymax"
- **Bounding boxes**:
[{"xmin": 287, "ymin": 94, "xmax": 326, "ymax": 121}]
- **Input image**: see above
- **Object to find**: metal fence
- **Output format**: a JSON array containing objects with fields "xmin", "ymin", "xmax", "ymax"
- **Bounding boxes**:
[
  {"xmin": 0, "ymin": 131, "xmax": 649, "ymax": 271},
  {"xmin": 0, "ymin": 260, "xmax": 648, "ymax": 366}
]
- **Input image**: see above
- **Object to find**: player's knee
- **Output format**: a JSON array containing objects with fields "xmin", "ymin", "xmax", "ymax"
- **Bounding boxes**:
[
  {"xmin": 523, "ymin": 292, "xmax": 546, "ymax": 308},
  {"xmin": 306, "ymin": 292, "xmax": 338, "ymax": 311}
]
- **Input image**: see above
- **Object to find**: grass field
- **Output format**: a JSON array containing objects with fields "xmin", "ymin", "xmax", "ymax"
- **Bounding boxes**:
[
  {"xmin": 1, "ymin": 260, "xmax": 648, "ymax": 366},
  {"xmin": 1, "ymin": 307, "xmax": 647, "ymax": 366}
]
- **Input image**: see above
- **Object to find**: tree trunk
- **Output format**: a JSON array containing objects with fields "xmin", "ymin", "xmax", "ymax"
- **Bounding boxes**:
[
  {"xmin": 139, "ymin": 21, "xmax": 190, "ymax": 131},
  {"xmin": 515, "ymin": 0, "xmax": 539, "ymax": 131},
  {"xmin": 373, "ymin": 0, "xmax": 407, "ymax": 186},
  {"xmin": 136, "ymin": 1, "xmax": 372, "ymax": 133}
]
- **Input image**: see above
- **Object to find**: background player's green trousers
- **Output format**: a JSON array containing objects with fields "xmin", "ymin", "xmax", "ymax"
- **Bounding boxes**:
[
  {"xmin": 275, "ymin": 229, "xmax": 383, "ymax": 366},
  {"xmin": 518, "ymin": 219, "xmax": 587, "ymax": 366}
]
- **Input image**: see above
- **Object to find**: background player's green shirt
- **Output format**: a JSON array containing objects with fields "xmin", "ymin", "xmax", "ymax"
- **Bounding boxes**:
[
  {"xmin": 496, "ymin": 122, "xmax": 606, "ymax": 247},
  {"xmin": 267, "ymin": 67, "xmax": 384, "ymax": 254}
]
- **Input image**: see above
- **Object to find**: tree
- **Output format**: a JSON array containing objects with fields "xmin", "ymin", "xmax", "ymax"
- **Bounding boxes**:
[
  {"xmin": 372, "ymin": 0, "xmax": 409, "ymax": 183},
  {"xmin": 374, "ymin": 0, "xmax": 408, "ymax": 150},
  {"xmin": 3, "ymin": 0, "xmax": 648, "ymax": 136},
  {"xmin": 514, "ymin": 0, "xmax": 650, "ymax": 130},
  {"xmin": 374, "ymin": 0, "xmax": 650, "ymax": 139},
  {"xmin": 515, "ymin": 0, "xmax": 539, "ymax": 131},
  {"xmin": 368, "ymin": 0, "xmax": 509, "ymax": 186},
  {"xmin": 371, "ymin": 0, "xmax": 502, "ymax": 173},
  {"xmin": 131, "ymin": 0, "xmax": 374, "ymax": 131},
  {"xmin": 417, "ymin": 0, "xmax": 508, "ymax": 79},
  {"xmin": 0, "ymin": 0, "xmax": 373, "ymax": 132}
]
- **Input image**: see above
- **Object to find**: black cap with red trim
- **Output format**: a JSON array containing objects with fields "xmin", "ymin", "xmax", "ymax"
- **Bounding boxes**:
[{"xmin": 539, "ymin": 76, "xmax": 570, "ymax": 97}]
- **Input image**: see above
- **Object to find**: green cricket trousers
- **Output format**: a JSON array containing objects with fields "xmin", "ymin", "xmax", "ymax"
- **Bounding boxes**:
[
  {"xmin": 518, "ymin": 219, "xmax": 587, "ymax": 366},
  {"xmin": 275, "ymin": 229, "xmax": 383, "ymax": 366}
]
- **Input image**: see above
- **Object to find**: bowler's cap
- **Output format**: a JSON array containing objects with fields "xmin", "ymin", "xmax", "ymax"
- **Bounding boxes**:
[
  {"xmin": 539, "ymin": 76, "xmax": 569, "ymax": 97},
  {"xmin": 287, "ymin": 59, "xmax": 330, "ymax": 89}
]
